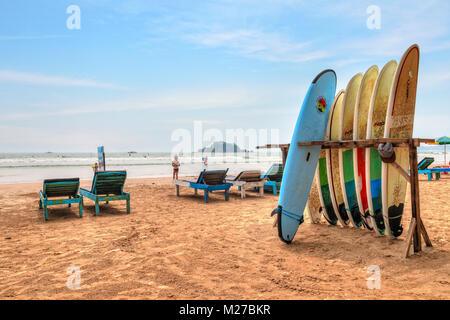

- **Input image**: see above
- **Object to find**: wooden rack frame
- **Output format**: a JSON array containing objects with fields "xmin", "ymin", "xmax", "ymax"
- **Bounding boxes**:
[{"xmin": 258, "ymin": 138, "xmax": 434, "ymax": 258}]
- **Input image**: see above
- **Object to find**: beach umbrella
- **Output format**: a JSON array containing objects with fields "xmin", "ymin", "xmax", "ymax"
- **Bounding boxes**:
[{"xmin": 436, "ymin": 136, "xmax": 450, "ymax": 164}]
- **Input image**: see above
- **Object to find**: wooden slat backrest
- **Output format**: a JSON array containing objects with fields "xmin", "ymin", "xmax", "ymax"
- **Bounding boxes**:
[
  {"xmin": 235, "ymin": 170, "xmax": 262, "ymax": 182},
  {"xmin": 202, "ymin": 169, "xmax": 228, "ymax": 185},
  {"xmin": 43, "ymin": 178, "xmax": 80, "ymax": 197},
  {"xmin": 92, "ymin": 171, "xmax": 127, "ymax": 195},
  {"xmin": 417, "ymin": 157, "xmax": 434, "ymax": 170},
  {"xmin": 266, "ymin": 164, "xmax": 283, "ymax": 182}
]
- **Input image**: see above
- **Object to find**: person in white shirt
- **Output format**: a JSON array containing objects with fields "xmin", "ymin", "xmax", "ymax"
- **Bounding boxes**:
[{"xmin": 172, "ymin": 155, "xmax": 180, "ymax": 180}]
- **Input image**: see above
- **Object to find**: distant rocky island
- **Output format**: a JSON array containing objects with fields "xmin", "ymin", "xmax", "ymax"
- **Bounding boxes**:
[{"xmin": 199, "ymin": 141, "xmax": 249, "ymax": 153}]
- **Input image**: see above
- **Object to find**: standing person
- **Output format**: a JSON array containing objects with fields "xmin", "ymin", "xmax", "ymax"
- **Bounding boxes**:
[
  {"xmin": 92, "ymin": 162, "xmax": 99, "ymax": 173},
  {"xmin": 172, "ymin": 155, "xmax": 180, "ymax": 180},
  {"xmin": 202, "ymin": 155, "xmax": 208, "ymax": 170}
]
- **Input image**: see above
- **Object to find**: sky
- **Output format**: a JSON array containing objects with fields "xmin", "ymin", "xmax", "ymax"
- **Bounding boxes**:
[{"xmin": 0, "ymin": 0, "xmax": 449, "ymax": 152}]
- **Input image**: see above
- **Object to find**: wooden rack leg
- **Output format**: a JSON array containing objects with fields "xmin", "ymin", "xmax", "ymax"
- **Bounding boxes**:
[
  {"xmin": 409, "ymin": 141, "xmax": 422, "ymax": 253},
  {"xmin": 418, "ymin": 218, "xmax": 433, "ymax": 247},
  {"xmin": 404, "ymin": 218, "xmax": 416, "ymax": 258}
]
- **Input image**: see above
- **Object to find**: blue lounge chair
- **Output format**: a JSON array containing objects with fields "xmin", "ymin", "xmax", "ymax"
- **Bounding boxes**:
[
  {"xmin": 39, "ymin": 178, "xmax": 83, "ymax": 221},
  {"xmin": 174, "ymin": 169, "xmax": 232, "ymax": 203},
  {"xmin": 420, "ymin": 167, "xmax": 450, "ymax": 181},
  {"xmin": 80, "ymin": 171, "xmax": 130, "ymax": 215},
  {"xmin": 261, "ymin": 164, "xmax": 284, "ymax": 195}
]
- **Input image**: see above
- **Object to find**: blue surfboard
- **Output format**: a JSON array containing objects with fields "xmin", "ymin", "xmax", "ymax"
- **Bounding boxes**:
[{"xmin": 271, "ymin": 70, "xmax": 336, "ymax": 243}]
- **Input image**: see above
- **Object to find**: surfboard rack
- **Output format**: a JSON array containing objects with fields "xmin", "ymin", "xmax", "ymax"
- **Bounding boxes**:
[{"xmin": 295, "ymin": 138, "xmax": 434, "ymax": 258}]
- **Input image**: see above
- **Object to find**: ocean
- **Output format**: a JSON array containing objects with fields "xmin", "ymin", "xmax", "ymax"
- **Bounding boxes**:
[
  {"xmin": 0, "ymin": 151, "xmax": 283, "ymax": 184},
  {"xmin": 0, "ymin": 146, "xmax": 446, "ymax": 184}
]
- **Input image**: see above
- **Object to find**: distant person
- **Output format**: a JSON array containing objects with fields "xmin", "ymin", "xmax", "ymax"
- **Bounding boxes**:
[
  {"xmin": 202, "ymin": 156, "xmax": 208, "ymax": 170},
  {"xmin": 92, "ymin": 162, "xmax": 98, "ymax": 173},
  {"xmin": 172, "ymin": 155, "xmax": 180, "ymax": 180}
]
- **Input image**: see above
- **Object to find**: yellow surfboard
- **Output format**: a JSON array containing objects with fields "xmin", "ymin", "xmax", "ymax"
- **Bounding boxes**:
[
  {"xmin": 382, "ymin": 44, "xmax": 420, "ymax": 238},
  {"xmin": 339, "ymin": 73, "xmax": 363, "ymax": 228},
  {"xmin": 365, "ymin": 60, "xmax": 397, "ymax": 236},
  {"xmin": 353, "ymin": 65, "xmax": 379, "ymax": 230},
  {"xmin": 326, "ymin": 90, "xmax": 349, "ymax": 227}
]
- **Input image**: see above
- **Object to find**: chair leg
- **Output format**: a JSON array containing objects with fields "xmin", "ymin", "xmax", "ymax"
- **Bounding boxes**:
[
  {"xmin": 44, "ymin": 205, "xmax": 48, "ymax": 221},
  {"xmin": 126, "ymin": 198, "xmax": 130, "ymax": 214},
  {"xmin": 39, "ymin": 199, "xmax": 42, "ymax": 209},
  {"xmin": 79, "ymin": 200, "xmax": 83, "ymax": 218},
  {"xmin": 95, "ymin": 200, "xmax": 100, "ymax": 216},
  {"xmin": 175, "ymin": 185, "xmax": 180, "ymax": 196},
  {"xmin": 259, "ymin": 185, "xmax": 264, "ymax": 197},
  {"xmin": 428, "ymin": 173, "xmax": 432, "ymax": 181},
  {"xmin": 225, "ymin": 190, "xmax": 229, "ymax": 201},
  {"xmin": 204, "ymin": 190, "xmax": 208, "ymax": 203},
  {"xmin": 241, "ymin": 187, "xmax": 245, "ymax": 199},
  {"xmin": 68, "ymin": 196, "xmax": 71, "ymax": 207},
  {"xmin": 273, "ymin": 185, "xmax": 277, "ymax": 195}
]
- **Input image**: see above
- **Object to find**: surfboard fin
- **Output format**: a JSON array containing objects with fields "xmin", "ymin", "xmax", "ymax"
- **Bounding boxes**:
[{"xmin": 270, "ymin": 207, "xmax": 280, "ymax": 217}]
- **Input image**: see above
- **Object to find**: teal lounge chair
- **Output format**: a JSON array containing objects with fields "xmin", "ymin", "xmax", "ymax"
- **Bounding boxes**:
[
  {"xmin": 80, "ymin": 171, "xmax": 130, "ymax": 215},
  {"xmin": 174, "ymin": 169, "xmax": 232, "ymax": 203},
  {"xmin": 415, "ymin": 157, "xmax": 450, "ymax": 180},
  {"xmin": 261, "ymin": 164, "xmax": 284, "ymax": 195},
  {"xmin": 417, "ymin": 157, "xmax": 435, "ymax": 181},
  {"xmin": 39, "ymin": 178, "xmax": 83, "ymax": 221}
]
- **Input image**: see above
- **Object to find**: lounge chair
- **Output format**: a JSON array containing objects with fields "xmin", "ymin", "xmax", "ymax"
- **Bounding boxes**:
[
  {"xmin": 226, "ymin": 170, "xmax": 266, "ymax": 198},
  {"xmin": 174, "ymin": 169, "xmax": 232, "ymax": 203},
  {"xmin": 79, "ymin": 171, "xmax": 130, "ymax": 215},
  {"xmin": 262, "ymin": 164, "xmax": 284, "ymax": 195},
  {"xmin": 415, "ymin": 157, "xmax": 450, "ymax": 180},
  {"xmin": 39, "ymin": 178, "xmax": 83, "ymax": 221}
]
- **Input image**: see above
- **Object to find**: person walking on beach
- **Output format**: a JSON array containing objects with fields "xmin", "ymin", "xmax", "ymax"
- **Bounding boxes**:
[{"xmin": 172, "ymin": 155, "xmax": 180, "ymax": 180}]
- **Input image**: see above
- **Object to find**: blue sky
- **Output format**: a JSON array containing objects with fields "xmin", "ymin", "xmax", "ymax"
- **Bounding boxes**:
[{"xmin": 0, "ymin": 0, "xmax": 449, "ymax": 152}]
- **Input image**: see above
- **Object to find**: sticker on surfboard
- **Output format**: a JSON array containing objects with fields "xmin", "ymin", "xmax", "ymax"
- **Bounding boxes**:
[{"xmin": 317, "ymin": 97, "xmax": 326, "ymax": 113}]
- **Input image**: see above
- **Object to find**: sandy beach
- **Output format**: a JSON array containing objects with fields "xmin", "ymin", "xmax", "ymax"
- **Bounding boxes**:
[{"xmin": 0, "ymin": 174, "xmax": 448, "ymax": 300}]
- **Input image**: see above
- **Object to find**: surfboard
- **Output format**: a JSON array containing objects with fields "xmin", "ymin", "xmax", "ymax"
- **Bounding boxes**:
[
  {"xmin": 272, "ymin": 70, "xmax": 336, "ymax": 243},
  {"xmin": 315, "ymin": 92, "xmax": 341, "ymax": 226},
  {"xmin": 339, "ymin": 73, "xmax": 363, "ymax": 228},
  {"xmin": 353, "ymin": 65, "xmax": 379, "ymax": 230},
  {"xmin": 326, "ymin": 90, "xmax": 350, "ymax": 227},
  {"xmin": 365, "ymin": 60, "xmax": 397, "ymax": 235},
  {"xmin": 382, "ymin": 44, "xmax": 420, "ymax": 238},
  {"xmin": 306, "ymin": 180, "xmax": 322, "ymax": 224}
]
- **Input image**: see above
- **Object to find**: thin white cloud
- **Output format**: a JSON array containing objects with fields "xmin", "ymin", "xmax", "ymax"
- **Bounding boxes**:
[
  {"xmin": 0, "ymin": 70, "xmax": 123, "ymax": 89},
  {"xmin": 187, "ymin": 29, "xmax": 329, "ymax": 63}
]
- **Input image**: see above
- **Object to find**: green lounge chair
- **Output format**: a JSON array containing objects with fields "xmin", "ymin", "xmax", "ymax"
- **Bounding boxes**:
[
  {"xmin": 80, "ymin": 171, "xmax": 130, "ymax": 215},
  {"xmin": 39, "ymin": 178, "xmax": 83, "ymax": 221},
  {"xmin": 226, "ymin": 170, "xmax": 266, "ymax": 198},
  {"xmin": 262, "ymin": 164, "xmax": 284, "ymax": 195},
  {"xmin": 417, "ymin": 157, "xmax": 440, "ymax": 181},
  {"xmin": 174, "ymin": 169, "xmax": 232, "ymax": 203}
]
